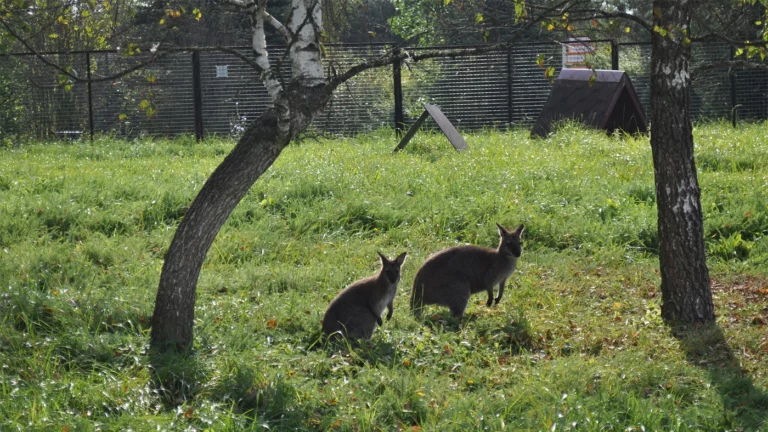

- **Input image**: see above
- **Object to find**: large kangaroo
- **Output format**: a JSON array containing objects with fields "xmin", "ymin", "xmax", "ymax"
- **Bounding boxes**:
[
  {"xmin": 411, "ymin": 223, "xmax": 524, "ymax": 318},
  {"xmin": 322, "ymin": 252, "xmax": 407, "ymax": 339}
]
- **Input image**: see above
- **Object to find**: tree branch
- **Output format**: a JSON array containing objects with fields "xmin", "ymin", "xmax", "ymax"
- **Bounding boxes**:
[
  {"xmin": 264, "ymin": 11, "xmax": 291, "ymax": 41},
  {"xmin": 0, "ymin": 15, "xmax": 171, "ymax": 84},
  {"xmin": 224, "ymin": 0, "xmax": 256, "ymax": 9},
  {"xmin": 329, "ymin": 0, "xmax": 571, "ymax": 90},
  {"xmin": 692, "ymin": 60, "xmax": 768, "ymax": 77},
  {"xmin": 214, "ymin": 45, "xmax": 265, "ymax": 74},
  {"xmin": 530, "ymin": 3, "xmax": 654, "ymax": 34}
]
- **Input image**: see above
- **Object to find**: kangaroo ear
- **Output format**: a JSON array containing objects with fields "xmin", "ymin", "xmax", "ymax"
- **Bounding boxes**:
[
  {"xmin": 514, "ymin": 224, "xmax": 525, "ymax": 236},
  {"xmin": 395, "ymin": 252, "xmax": 407, "ymax": 266},
  {"xmin": 496, "ymin": 223, "xmax": 509, "ymax": 237},
  {"xmin": 377, "ymin": 251, "xmax": 388, "ymax": 263}
]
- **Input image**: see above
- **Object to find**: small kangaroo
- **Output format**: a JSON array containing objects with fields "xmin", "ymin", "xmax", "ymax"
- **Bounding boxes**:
[
  {"xmin": 322, "ymin": 251, "xmax": 407, "ymax": 339},
  {"xmin": 411, "ymin": 223, "xmax": 524, "ymax": 318}
]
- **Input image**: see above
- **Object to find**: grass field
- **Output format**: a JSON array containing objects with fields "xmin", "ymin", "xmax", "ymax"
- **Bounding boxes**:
[{"xmin": 1, "ymin": 123, "xmax": 767, "ymax": 431}]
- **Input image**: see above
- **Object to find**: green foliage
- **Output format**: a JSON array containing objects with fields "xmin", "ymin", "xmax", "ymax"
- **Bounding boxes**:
[{"xmin": 1, "ymin": 124, "xmax": 768, "ymax": 430}]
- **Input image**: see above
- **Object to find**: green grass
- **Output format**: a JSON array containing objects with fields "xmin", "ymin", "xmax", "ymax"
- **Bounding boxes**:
[{"xmin": 1, "ymin": 122, "xmax": 767, "ymax": 431}]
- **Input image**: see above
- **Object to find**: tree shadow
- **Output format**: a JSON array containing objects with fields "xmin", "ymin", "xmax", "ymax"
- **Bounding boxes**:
[
  {"xmin": 674, "ymin": 324, "xmax": 768, "ymax": 430},
  {"xmin": 147, "ymin": 346, "xmax": 327, "ymax": 430}
]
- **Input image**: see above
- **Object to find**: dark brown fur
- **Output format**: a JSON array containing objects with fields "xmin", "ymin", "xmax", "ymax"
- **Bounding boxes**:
[
  {"xmin": 322, "ymin": 252, "xmax": 407, "ymax": 339},
  {"xmin": 411, "ymin": 224, "xmax": 524, "ymax": 318}
]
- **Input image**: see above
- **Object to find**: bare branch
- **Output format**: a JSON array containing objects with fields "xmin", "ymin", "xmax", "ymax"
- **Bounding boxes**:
[
  {"xmin": 692, "ymin": 60, "xmax": 768, "ymax": 77},
  {"xmin": 528, "ymin": 2, "xmax": 655, "ymax": 34},
  {"xmin": 264, "ymin": 11, "xmax": 291, "ymax": 41},
  {"xmin": 329, "ymin": 0, "xmax": 571, "ymax": 90},
  {"xmin": 0, "ymin": 15, "xmax": 171, "ymax": 84},
  {"xmin": 214, "ymin": 45, "xmax": 265, "ymax": 74},
  {"xmin": 224, "ymin": 0, "xmax": 256, "ymax": 9}
]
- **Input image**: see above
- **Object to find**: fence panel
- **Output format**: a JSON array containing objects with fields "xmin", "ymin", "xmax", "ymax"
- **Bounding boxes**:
[
  {"xmin": 617, "ymin": 43, "xmax": 652, "ymax": 120},
  {"xmin": 1, "ymin": 53, "xmax": 90, "ymax": 138},
  {"xmin": 91, "ymin": 51, "xmax": 196, "ymax": 137},
  {"xmin": 1, "ymin": 41, "xmax": 767, "ymax": 140},
  {"xmin": 401, "ymin": 47, "xmax": 510, "ymax": 130},
  {"xmin": 198, "ymin": 48, "xmax": 281, "ymax": 136},
  {"xmin": 691, "ymin": 42, "xmax": 732, "ymax": 120},
  {"xmin": 510, "ymin": 43, "xmax": 564, "ymax": 126},
  {"xmin": 311, "ymin": 44, "xmax": 394, "ymax": 135}
]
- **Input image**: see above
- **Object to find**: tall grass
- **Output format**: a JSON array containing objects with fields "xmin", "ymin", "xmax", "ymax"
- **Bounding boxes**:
[{"xmin": 0, "ymin": 123, "xmax": 767, "ymax": 430}]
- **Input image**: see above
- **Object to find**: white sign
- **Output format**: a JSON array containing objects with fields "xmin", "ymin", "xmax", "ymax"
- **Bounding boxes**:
[{"xmin": 562, "ymin": 37, "xmax": 595, "ymax": 68}]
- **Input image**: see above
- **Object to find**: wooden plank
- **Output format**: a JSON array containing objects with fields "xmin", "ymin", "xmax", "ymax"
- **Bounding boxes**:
[
  {"xmin": 423, "ymin": 103, "xmax": 469, "ymax": 151},
  {"xmin": 393, "ymin": 109, "xmax": 430, "ymax": 152}
]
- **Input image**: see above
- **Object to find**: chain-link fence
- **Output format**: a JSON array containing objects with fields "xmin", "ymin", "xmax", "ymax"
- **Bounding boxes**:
[{"xmin": 0, "ymin": 40, "xmax": 762, "ymax": 140}]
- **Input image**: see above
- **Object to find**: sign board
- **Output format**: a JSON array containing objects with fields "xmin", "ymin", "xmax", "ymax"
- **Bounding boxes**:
[{"xmin": 562, "ymin": 37, "xmax": 595, "ymax": 69}]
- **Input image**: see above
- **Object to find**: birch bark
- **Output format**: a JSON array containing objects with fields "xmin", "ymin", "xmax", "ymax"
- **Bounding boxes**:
[{"xmin": 650, "ymin": 0, "xmax": 714, "ymax": 324}]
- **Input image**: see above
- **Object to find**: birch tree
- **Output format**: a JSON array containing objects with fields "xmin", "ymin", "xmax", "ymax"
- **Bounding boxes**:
[
  {"xmin": 649, "ymin": 0, "xmax": 713, "ymax": 323},
  {"xmin": 149, "ymin": 0, "xmax": 331, "ymax": 348}
]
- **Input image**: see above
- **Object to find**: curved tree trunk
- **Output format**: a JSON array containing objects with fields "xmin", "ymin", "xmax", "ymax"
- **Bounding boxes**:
[
  {"xmin": 650, "ymin": 0, "xmax": 714, "ymax": 324},
  {"xmin": 150, "ymin": 86, "xmax": 333, "ymax": 349}
]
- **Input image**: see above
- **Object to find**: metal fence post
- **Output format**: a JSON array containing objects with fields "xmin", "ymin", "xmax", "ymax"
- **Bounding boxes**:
[
  {"xmin": 507, "ymin": 46, "xmax": 514, "ymax": 125},
  {"xmin": 192, "ymin": 50, "xmax": 204, "ymax": 141},
  {"xmin": 86, "ymin": 51, "xmax": 94, "ymax": 141},
  {"xmin": 611, "ymin": 40, "xmax": 619, "ymax": 70},
  {"xmin": 393, "ymin": 47, "xmax": 404, "ymax": 137},
  {"xmin": 730, "ymin": 46, "xmax": 738, "ymax": 128}
]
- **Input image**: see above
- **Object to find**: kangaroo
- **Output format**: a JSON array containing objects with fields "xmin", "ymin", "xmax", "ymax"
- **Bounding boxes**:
[
  {"xmin": 411, "ymin": 223, "xmax": 524, "ymax": 318},
  {"xmin": 322, "ymin": 252, "xmax": 407, "ymax": 339}
]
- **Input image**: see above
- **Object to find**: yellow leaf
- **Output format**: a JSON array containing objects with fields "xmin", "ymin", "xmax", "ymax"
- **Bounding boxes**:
[{"xmin": 625, "ymin": 26, "xmax": 631, "ymax": 33}]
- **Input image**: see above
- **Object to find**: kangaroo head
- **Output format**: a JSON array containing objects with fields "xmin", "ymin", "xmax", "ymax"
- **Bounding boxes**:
[
  {"xmin": 496, "ymin": 223, "xmax": 524, "ymax": 258},
  {"xmin": 378, "ymin": 251, "xmax": 407, "ymax": 284}
]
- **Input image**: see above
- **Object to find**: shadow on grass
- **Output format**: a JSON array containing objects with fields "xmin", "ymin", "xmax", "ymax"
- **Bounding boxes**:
[
  {"xmin": 675, "ymin": 324, "xmax": 768, "ymax": 430},
  {"xmin": 418, "ymin": 310, "xmax": 477, "ymax": 332},
  {"xmin": 147, "ymin": 348, "xmax": 209, "ymax": 407},
  {"xmin": 147, "ymin": 346, "xmax": 327, "ymax": 430},
  {"xmin": 416, "ymin": 310, "xmax": 539, "ymax": 355},
  {"xmin": 312, "ymin": 329, "xmax": 397, "ymax": 368}
]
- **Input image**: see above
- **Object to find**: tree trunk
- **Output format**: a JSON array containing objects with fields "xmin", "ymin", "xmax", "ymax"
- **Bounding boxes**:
[
  {"xmin": 650, "ymin": 0, "xmax": 714, "ymax": 324},
  {"xmin": 150, "ymin": 85, "xmax": 333, "ymax": 349}
]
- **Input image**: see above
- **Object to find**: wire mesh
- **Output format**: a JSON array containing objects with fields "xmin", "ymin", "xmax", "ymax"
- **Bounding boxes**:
[
  {"xmin": 198, "ymin": 47, "xmax": 282, "ymax": 136},
  {"xmin": 733, "ymin": 50, "xmax": 768, "ymax": 121},
  {"xmin": 403, "ymin": 46, "xmax": 510, "ymax": 130},
  {"xmin": 691, "ymin": 42, "xmax": 732, "ymax": 120},
  {"xmin": 1, "ymin": 53, "xmax": 90, "ymax": 138},
  {"xmin": 90, "ymin": 51, "xmax": 196, "ymax": 137},
  {"xmin": 509, "ymin": 43, "xmax": 563, "ymax": 126},
  {"xmin": 618, "ymin": 43, "xmax": 652, "ymax": 120},
  {"xmin": 311, "ymin": 44, "xmax": 394, "ymax": 135}
]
